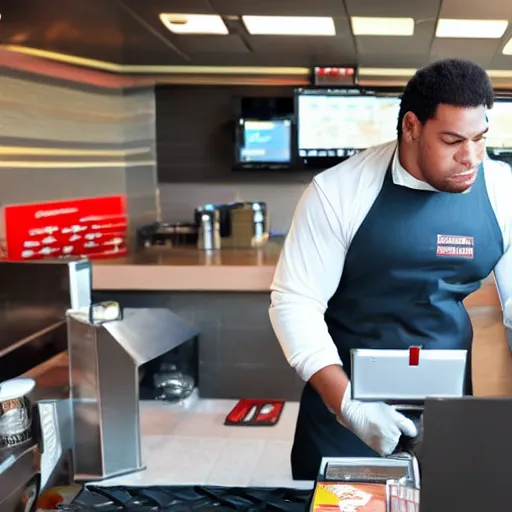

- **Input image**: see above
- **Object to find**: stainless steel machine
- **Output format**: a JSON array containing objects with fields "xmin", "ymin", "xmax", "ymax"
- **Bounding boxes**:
[
  {"xmin": 66, "ymin": 303, "xmax": 199, "ymax": 481},
  {"xmin": 310, "ymin": 346, "xmax": 469, "ymax": 511},
  {"xmin": 0, "ymin": 381, "xmax": 74, "ymax": 511},
  {"xmin": 0, "ymin": 259, "xmax": 91, "ymax": 511}
]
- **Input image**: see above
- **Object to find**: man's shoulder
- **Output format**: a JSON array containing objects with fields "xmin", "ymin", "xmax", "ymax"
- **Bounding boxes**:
[
  {"xmin": 482, "ymin": 157, "xmax": 512, "ymax": 233},
  {"xmin": 484, "ymin": 156, "xmax": 512, "ymax": 175},
  {"xmin": 313, "ymin": 141, "xmax": 396, "ymax": 194}
]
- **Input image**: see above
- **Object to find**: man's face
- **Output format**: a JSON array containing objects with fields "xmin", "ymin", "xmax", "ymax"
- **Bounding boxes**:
[{"xmin": 407, "ymin": 104, "xmax": 488, "ymax": 193}]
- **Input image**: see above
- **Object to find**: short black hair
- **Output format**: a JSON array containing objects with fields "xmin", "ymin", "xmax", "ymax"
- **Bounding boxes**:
[{"xmin": 397, "ymin": 58, "xmax": 494, "ymax": 139}]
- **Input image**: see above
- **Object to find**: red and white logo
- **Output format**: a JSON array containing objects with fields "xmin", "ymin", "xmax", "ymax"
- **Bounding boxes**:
[{"xmin": 436, "ymin": 234, "xmax": 474, "ymax": 259}]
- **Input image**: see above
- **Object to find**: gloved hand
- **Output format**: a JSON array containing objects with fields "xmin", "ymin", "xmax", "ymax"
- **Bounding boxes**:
[{"xmin": 337, "ymin": 382, "xmax": 418, "ymax": 456}]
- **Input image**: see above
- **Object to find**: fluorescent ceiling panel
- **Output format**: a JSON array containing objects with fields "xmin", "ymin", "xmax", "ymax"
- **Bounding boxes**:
[
  {"xmin": 159, "ymin": 13, "xmax": 228, "ymax": 35},
  {"xmin": 436, "ymin": 19, "xmax": 508, "ymax": 39},
  {"xmin": 351, "ymin": 17, "xmax": 415, "ymax": 36},
  {"xmin": 242, "ymin": 16, "xmax": 336, "ymax": 36},
  {"xmin": 502, "ymin": 37, "xmax": 512, "ymax": 54}
]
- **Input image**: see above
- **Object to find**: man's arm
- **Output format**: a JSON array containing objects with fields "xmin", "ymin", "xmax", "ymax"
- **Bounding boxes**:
[
  {"xmin": 269, "ymin": 179, "xmax": 418, "ymax": 454},
  {"xmin": 269, "ymin": 180, "xmax": 350, "ymax": 414},
  {"xmin": 490, "ymin": 160, "xmax": 512, "ymax": 343},
  {"xmin": 494, "ymin": 236, "xmax": 512, "ymax": 349},
  {"xmin": 494, "ymin": 251, "xmax": 512, "ymax": 329}
]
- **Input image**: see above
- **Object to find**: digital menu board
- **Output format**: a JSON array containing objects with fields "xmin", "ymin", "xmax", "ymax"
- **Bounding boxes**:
[
  {"xmin": 486, "ymin": 99, "xmax": 512, "ymax": 150},
  {"xmin": 296, "ymin": 89, "xmax": 401, "ymax": 159}
]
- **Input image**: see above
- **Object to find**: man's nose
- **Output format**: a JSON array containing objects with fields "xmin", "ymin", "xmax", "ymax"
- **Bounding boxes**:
[{"xmin": 457, "ymin": 142, "xmax": 479, "ymax": 168}]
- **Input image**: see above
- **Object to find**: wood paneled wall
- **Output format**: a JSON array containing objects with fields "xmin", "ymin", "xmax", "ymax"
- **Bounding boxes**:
[
  {"xmin": 466, "ymin": 282, "xmax": 512, "ymax": 396},
  {"xmin": 0, "ymin": 71, "xmax": 158, "ymax": 238}
]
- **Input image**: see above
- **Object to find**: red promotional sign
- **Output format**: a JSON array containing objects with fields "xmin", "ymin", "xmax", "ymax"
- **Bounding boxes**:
[{"xmin": 3, "ymin": 195, "xmax": 128, "ymax": 261}]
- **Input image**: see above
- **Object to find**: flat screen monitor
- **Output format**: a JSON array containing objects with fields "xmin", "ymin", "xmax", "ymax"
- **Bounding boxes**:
[
  {"xmin": 486, "ymin": 99, "xmax": 512, "ymax": 151},
  {"xmin": 295, "ymin": 88, "xmax": 401, "ymax": 168},
  {"xmin": 234, "ymin": 118, "xmax": 293, "ymax": 169}
]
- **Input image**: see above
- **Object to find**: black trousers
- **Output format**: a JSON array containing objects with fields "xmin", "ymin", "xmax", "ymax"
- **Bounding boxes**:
[{"xmin": 291, "ymin": 353, "xmax": 473, "ymax": 481}]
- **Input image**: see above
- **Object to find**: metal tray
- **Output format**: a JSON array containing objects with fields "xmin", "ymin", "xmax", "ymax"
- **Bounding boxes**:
[
  {"xmin": 350, "ymin": 348, "xmax": 467, "ymax": 404},
  {"xmin": 318, "ymin": 455, "xmax": 418, "ymax": 487}
]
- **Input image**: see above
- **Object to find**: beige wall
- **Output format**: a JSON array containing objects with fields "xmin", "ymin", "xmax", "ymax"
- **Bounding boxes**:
[{"xmin": 159, "ymin": 182, "xmax": 307, "ymax": 234}]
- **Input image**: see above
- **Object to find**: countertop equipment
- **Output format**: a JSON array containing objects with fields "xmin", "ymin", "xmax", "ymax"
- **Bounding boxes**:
[
  {"xmin": 67, "ymin": 302, "xmax": 199, "ymax": 481},
  {"xmin": 0, "ymin": 378, "xmax": 74, "ymax": 512},
  {"xmin": 136, "ymin": 222, "xmax": 198, "ymax": 247},
  {"xmin": 312, "ymin": 454, "xmax": 420, "ymax": 511},
  {"xmin": 350, "ymin": 346, "xmax": 468, "ymax": 464},
  {"xmin": 310, "ymin": 347, "xmax": 469, "ymax": 510}
]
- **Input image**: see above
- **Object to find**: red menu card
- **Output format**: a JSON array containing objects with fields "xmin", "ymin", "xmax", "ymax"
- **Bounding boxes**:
[{"xmin": 2, "ymin": 195, "xmax": 128, "ymax": 261}]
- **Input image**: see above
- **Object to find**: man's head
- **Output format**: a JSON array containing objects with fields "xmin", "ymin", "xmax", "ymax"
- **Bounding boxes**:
[{"xmin": 398, "ymin": 58, "xmax": 493, "ymax": 193}]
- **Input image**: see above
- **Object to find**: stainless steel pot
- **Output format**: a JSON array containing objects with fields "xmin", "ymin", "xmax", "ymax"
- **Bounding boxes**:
[{"xmin": 0, "ymin": 378, "xmax": 36, "ymax": 448}]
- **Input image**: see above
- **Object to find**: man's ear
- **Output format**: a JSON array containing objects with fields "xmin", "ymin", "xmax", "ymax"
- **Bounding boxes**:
[{"xmin": 402, "ymin": 111, "xmax": 420, "ymax": 142}]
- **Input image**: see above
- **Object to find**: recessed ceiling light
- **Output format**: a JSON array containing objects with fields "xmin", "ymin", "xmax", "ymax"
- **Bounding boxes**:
[
  {"xmin": 242, "ymin": 16, "xmax": 335, "ymax": 36},
  {"xmin": 159, "ymin": 13, "xmax": 228, "ymax": 35},
  {"xmin": 503, "ymin": 37, "xmax": 512, "ymax": 55},
  {"xmin": 351, "ymin": 17, "xmax": 415, "ymax": 36},
  {"xmin": 436, "ymin": 19, "xmax": 508, "ymax": 38}
]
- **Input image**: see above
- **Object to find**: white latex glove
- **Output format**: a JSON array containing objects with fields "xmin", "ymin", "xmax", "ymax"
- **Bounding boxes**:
[{"xmin": 338, "ymin": 382, "xmax": 418, "ymax": 456}]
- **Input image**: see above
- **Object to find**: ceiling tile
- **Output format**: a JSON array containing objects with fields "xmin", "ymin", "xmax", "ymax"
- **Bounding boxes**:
[
  {"xmin": 344, "ymin": 0, "xmax": 441, "ymax": 19},
  {"xmin": 0, "ymin": 0, "xmax": 126, "ymax": 62},
  {"xmin": 173, "ymin": 35, "xmax": 249, "ymax": 54},
  {"xmin": 209, "ymin": 0, "xmax": 346, "ymax": 17},
  {"xmin": 8, "ymin": 0, "xmax": 512, "ymax": 72},
  {"xmin": 122, "ymin": 49, "xmax": 194, "ymax": 66},
  {"xmin": 183, "ymin": 51, "xmax": 352, "ymax": 67},
  {"xmin": 490, "ymin": 54, "xmax": 512, "ymax": 69},
  {"xmin": 121, "ymin": 0, "xmax": 217, "ymax": 15},
  {"xmin": 358, "ymin": 54, "xmax": 431, "ymax": 68},
  {"xmin": 333, "ymin": 16, "xmax": 355, "ymax": 39},
  {"xmin": 356, "ymin": 21, "xmax": 435, "ymax": 55},
  {"xmin": 248, "ymin": 35, "xmax": 356, "ymax": 58},
  {"xmin": 438, "ymin": 0, "xmax": 512, "ymax": 20},
  {"xmin": 430, "ymin": 39, "xmax": 501, "ymax": 68}
]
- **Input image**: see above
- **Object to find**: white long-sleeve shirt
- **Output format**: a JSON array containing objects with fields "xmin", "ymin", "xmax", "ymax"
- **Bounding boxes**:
[{"xmin": 269, "ymin": 140, "xmax": 512, "ymax": 382}]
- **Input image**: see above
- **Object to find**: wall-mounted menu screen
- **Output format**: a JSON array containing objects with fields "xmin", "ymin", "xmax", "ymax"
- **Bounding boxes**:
[
  {"xmin": 295, "ymin": 88, "xmax": 401, "ymax": 168},
  {"xmin": 486, "ymin": 99, "xmax": 512, "ymax": 151},
  {"xmin": 234, "ymin": 118, "xmax": 293, "ymax": 169}
]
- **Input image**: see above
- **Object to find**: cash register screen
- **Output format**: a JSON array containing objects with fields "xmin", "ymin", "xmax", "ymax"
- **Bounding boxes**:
[{"xmin": 235, "ymin": 118, "xmax": 292, "ymax": 168}]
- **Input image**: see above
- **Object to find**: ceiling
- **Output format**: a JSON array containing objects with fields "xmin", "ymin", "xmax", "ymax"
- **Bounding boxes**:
[{"xmin": 1, "ymin": 0, "xmax": 512, "ymax": 74}]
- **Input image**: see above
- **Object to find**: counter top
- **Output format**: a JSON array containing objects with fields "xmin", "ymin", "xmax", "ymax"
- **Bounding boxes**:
[
  {"xmin": 92, "ymin": 243, "xmax": 500, "ymax": 308},
  {"xmin": 92, "ymin": 243, "xmax": 282, "ymax": 291}
]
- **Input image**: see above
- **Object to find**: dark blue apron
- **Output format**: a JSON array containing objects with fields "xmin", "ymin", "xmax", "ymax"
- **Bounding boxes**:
[{"xmin": 291, "ymin": 157, "xmax": 504, "ymax": 480}]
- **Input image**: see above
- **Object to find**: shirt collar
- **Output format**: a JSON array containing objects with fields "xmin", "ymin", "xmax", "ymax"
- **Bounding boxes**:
[{"xmin": 391, "ymin": 145, "xmax": 439, "ymax": 192}]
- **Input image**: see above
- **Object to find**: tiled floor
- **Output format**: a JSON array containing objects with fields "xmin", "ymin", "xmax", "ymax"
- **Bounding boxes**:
[{"xmin": 94, "ymin": 392, "xmax": 314, "ymax": 490}]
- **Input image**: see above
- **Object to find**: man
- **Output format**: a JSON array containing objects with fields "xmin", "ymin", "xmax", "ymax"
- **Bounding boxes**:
[{"xmin": 269, "ymin": 58, "xmax": 512, "ymax": 481}]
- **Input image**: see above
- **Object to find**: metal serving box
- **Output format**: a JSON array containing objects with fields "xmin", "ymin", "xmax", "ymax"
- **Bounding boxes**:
[
  {"xmin": 318, "ymin": 455, "xmax": 418, "ymax": 485},
  {"xmin": 311, "ymin": 455, "xmax": 420, "ymax": 511},
  {"xmin": 350, "ymin": 348, "xmax": 468, "ymax": 405}
]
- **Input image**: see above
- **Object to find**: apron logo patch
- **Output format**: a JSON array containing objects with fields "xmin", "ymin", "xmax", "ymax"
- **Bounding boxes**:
[{"xmin": 436, "ymin": 234, "xmax": 474, "ymax": 259}]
